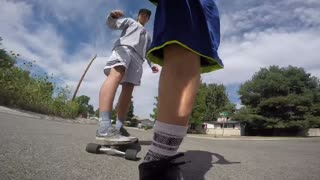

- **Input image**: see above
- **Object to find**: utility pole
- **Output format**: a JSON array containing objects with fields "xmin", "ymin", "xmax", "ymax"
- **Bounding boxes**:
[
  {"xmin": 222, "ymin": 120, "xmax": 225, "ymax": 136},
  {"xmin": 72, "ymin": 54, "xmax": 97, "ymax": 101}
]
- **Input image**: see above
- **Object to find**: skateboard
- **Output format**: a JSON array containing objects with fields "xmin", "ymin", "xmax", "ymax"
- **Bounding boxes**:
[{"xmin": 86, "ymin": 138, "xmax": 140, "ymax": 161}]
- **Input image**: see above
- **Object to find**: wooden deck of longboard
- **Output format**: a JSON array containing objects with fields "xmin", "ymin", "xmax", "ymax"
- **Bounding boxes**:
[{"xmin": 95, "ymin": 138, "xmax": 138, "ymax": 146}]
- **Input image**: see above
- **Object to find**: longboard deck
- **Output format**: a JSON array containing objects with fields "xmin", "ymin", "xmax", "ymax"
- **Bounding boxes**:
[{"xmin": 95, "ymin": 137, "xmax": 138, "ymax": 146}]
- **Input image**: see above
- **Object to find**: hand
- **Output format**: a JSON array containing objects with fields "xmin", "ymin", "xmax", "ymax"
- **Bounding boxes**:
[
  {"xmin": 151, "ymin": 66, "xmax": 159, "ymax": 73},
  {"xmin": 110, "ymin": 10, "xmax": 124, "ymax": 19}
]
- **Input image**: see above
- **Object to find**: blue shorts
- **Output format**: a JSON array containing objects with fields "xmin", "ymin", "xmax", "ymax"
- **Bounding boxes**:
[{"xmin": 147, "ymin": 0, "xmax": 224, "ymax": 73}]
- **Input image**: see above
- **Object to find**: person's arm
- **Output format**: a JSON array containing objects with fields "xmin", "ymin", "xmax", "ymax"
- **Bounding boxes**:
[
  {"xmin": 146, "ymin": 59, "xmax": 153, "ymax": 68},
  {"xmin": 148, "ymin": 60, "xmax": 159, "ymax": 73},
  {"xmin": 106, "ymin": 10, "xmax": 134, "ymax": 30},
  {"xmin": 146, "ymin": 57, "xmax": 157, "ymax": 72},
  {"xmin": 145, "ymin": 36, "xmax": 158, "ymax": 73}
]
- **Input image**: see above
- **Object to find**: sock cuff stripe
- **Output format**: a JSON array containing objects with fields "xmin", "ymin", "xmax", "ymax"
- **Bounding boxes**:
[
  {"xmin": 149, "ymin": 145, "xmax": 178, "ymax": 156},
  {"xmin": 154, "ymin": 132, "xmax": 183, "ymax": 146},
  {"xmin": 144, "ymin": 150, "xmax": 169, "ymax": 161},
  {"xmin": 152, "ymin": 142, "xmax": 179, "ymax": 151},
  {"xmin": 156, "ymin": 131, "xmax": 181, "ymax": 138}
]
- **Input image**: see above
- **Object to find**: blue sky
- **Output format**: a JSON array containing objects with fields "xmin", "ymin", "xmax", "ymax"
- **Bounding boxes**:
[{"xmin": 1, "ymin": 0, "xmax": 320, "ymax": 119}]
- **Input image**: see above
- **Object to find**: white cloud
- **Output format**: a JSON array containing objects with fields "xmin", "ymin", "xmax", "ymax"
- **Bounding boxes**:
[
  {"xmin": 203, "ymin": 30, "xmax": 320, "ymax": 85},
  {"xmin": 0, "ymin": 0, "xmax": 65, "ymax": 75},
  {"xmin": 204, "ymin": 0, "xmax": 320, "ymax": 85},
  {"xmin": 219, "ymin": 0, "xmax": 320, "ymax": 39},
  {"xmin": 0, "ymin": 0, "xmax": 32, "ymax": 24},
  {"xmin": 28, "ymin": 0, "xmax": 123, "ymax": 25}
]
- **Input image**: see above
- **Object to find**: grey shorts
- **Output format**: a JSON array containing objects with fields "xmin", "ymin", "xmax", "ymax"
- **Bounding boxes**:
[{"xmin": 104, "ymin": 46, "xmax": 143, "ymax": 86}]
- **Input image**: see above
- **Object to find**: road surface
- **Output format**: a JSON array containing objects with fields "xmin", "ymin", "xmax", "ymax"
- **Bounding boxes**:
[{"xmin": 1, "ymin": 112, "xmax": 320, "ymax": 180}]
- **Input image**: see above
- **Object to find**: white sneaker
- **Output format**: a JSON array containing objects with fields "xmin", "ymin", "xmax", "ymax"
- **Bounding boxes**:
[{"xmin": 96, "ymin": 127, "xmax": 131, "ymax": 142}]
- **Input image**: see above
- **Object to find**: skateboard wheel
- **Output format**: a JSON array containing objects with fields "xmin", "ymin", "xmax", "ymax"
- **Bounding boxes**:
[
  {"xmin": 86, "ymin": 143, "xmax": 101, "ymax": 154},
  {"xmin": 125, "ymin": 149, "xmax": 138, "ymax": 160}
]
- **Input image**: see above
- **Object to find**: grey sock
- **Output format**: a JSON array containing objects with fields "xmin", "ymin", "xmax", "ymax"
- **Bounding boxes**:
[
  {"xmin": 98, "ymin": 112, "xmax": 112, "ymax": 132},
  {"xmin": 144, "ymin": 121, "xmax": 187, "ymax": 162},
  {"xmin": 115, "ymin": 118, "xmax": 124, "ymax": 130}
]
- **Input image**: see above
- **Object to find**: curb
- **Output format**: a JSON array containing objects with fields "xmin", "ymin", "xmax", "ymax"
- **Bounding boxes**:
[{"xmin": 0, "ymin": 106, "xmax": 97, "ymax": 125}]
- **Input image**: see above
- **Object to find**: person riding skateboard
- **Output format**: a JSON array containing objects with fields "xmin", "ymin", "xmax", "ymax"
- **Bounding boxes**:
[{"xmin": 96, "ymin": 8, "xmax": 159, "ymax": 142}]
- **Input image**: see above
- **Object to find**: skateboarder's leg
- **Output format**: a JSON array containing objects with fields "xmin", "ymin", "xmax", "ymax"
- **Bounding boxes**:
[
  {"xmin": 97, "ymin": 46, "xmax": 138, "ymax": 141},
  {"xmin": 143, "ymin": 44, "xmax": 200, "ymax": 161},
  {"xmin": 139, "ymin": 44, "xmax": 201, "ymax": 179},
  {"xmin": 97, "ymin": 66, "xmax": 125, "ymax": 136},
  {"xmin": 116, "ymin": 82, "xmax": 134, "ymax": 131},
  {"xmin": 99, "ymin": 66, "xmax": 125, "ymax": 112},
  {"xmin": 139, "ymin": 0, "xmax": 223, "ymax": 178},
  {"xmin": 97, "ymin": 66, "xmax": 132, "ymax": 141},
  {"xmin": 158, "ymin": 45, "xmax": 201, "ymax": 126},
  {"xmin": 115, "ymin": 49, "xmax": 143, "ymax": 136}
]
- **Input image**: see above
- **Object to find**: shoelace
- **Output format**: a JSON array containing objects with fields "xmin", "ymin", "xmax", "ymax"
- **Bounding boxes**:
[
  {"xmin": 97, "ymin": 127, "xmax": 117, "ymax": 136},
  {"xmin": 120, "ymin": 127, "xmax": 130, "ymax": 136}
]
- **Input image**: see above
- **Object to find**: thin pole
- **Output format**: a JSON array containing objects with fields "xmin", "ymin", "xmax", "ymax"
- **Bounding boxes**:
[{"xmin": 72, "ymin": 54, "xmax": 97, "ymax": 101}]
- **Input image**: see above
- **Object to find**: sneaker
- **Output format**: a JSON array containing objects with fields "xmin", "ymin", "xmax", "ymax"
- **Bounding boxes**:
[
  {"xmin": 119, "ymin": 127, "xmax": 139, "ymax": 141},
  {"xmin": 119, "ymin": 127, "xmax": 131, "ymax": 137},
  {"xmin": 96, "ymin": 127, "xmax": 131, "ymax": 142},
  {"xmin": 139, "ymin": 153, "xmax": 187, "ymax": 180}
]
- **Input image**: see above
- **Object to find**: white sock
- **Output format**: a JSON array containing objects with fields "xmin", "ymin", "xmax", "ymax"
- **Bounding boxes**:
[
  {"xmin": 144, "ymin": 121, "xmax": 187, "ymax": 162},
  {"xmin": 115, "ymin": 118, "xmax": 124, "ymax": 130}
]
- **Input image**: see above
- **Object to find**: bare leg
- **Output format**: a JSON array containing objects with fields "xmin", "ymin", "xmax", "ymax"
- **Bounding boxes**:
[
  {"xmin": 142, "ymin": 44, "xmax": 201, "ymax": 163},
  {"xmin": 158, "ymin": 44, "xmax": 201, "ymax": 126},
  {"xmin": 97, "ymin": 66, "xmax": 132, "ymax": 141},
  {"xmin": 99, "ymin": 66, "xmax": 125, "ymax": 112},
  {"xmin": 117, "ymin": 82, "xmax": 134, "ymax": 121}
]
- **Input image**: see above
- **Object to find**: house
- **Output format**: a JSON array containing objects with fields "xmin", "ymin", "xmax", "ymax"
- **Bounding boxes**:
[
  {"xmin": 203, "ymin": 117, "xmax": 243, "ymax": 136},
  {"xmin": 138, "ymin": 119, "xmax": 154, "ymax": 129},
  {"xmin": 136, "ymin": 118, "xmax": 154, "ymax": 129},
  {"xmin": 188, "ymin": 116, "xmax": 243, "ymax": 136}
]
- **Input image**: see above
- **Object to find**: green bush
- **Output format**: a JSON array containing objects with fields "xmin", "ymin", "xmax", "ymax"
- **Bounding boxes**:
[{"xmin": 0, "ymin": 44, "xmax": 80, "ymax": 119}]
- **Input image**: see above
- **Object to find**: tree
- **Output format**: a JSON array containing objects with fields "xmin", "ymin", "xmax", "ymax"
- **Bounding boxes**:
[
  {"xmin": 204, "ymin": 84, "xmax": 236, "ymax": 121},
  {"xmin": 190, "ymin": 82, "xmax": 236, "ymax": 125},
  {"xmin": 235, "ymin": 66, "xmax": 320, "ymax": 130},
  {"xmin": 0, "ymin": 38, "xmax": 16, "ymax": 68},
  {"xmin": 189, "ymin": 82, "xmax": 208, "ymax": 125},
  {"xmin": 95, "ymin": 108, "xmax": 100, "ymax": 118},
  {"xmin": 112, "ymin": 100, "xmax": 134, "ymax": 121},
  {"xmin": 88, "ymin": 104, "xmax": 94, "ymax": 115},
  {"xmin": 127, "ymin": 100, "xmax": 134, "ymax": 121},
  {"xmin": 150, "ymin": 97, "xmax": 158, "ymax": 120},
  {"xmin": 75, "ymin": 95, "xmax": 94, "ymax": 117},
  {"xmin": 111, "ymin": 108, "xmax": 117, "ymax": 122}
]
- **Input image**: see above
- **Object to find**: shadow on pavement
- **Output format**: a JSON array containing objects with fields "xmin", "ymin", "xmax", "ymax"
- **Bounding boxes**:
[{"xmin": 181, "ymin": 150, "xmax": 241, "ymax": 180}]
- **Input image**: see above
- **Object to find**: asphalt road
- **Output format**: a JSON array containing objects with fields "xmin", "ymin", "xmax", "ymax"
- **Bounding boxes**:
[{"xmin": 1, "ymin": 112, "xmax": 320, "ymax": 180}]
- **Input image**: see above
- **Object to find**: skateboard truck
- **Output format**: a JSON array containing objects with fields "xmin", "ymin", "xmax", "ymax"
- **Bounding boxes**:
[{"xmin": 86, "ymin": 139, "xmax": 139, "ymax": 160}]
